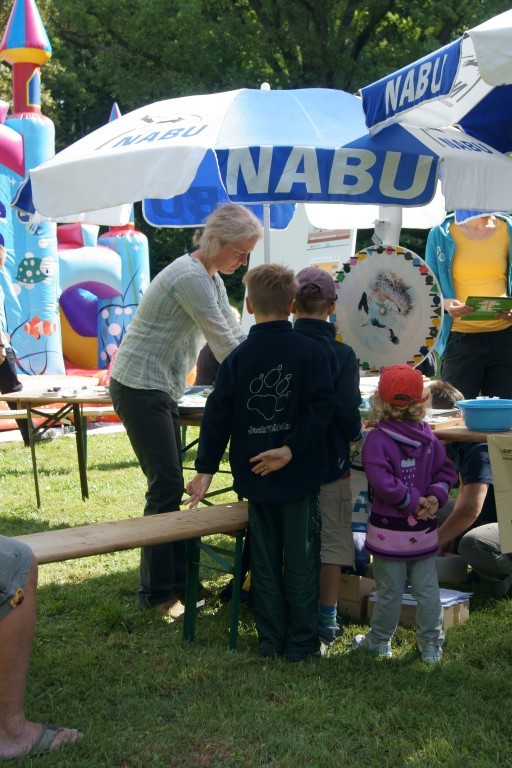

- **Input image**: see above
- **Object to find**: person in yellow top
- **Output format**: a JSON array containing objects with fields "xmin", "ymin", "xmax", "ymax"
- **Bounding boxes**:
[{"xmin": 425, "ymin": 211, "xmax": 512, "ymax": 399}]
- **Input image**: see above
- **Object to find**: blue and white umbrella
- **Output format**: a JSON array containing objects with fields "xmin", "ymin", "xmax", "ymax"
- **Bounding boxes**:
[
  {"xmin": 12, "ymin": 86, "xmax": 512, "ymax": 232},
  {"xmin": 361, "ymin": 8, "xmax": 512, "ymax": 155}
]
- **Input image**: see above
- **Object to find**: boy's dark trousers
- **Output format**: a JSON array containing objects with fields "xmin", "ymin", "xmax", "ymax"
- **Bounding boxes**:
[{"xmin": 249, "ymin": 492, "xmax": 321, "ymax": 658}]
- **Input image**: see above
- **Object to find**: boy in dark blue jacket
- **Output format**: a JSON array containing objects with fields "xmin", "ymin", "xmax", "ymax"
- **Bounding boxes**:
[
  {"xmin": 293, "ymin": 267, "xmax": 362, "ymax": 646},
  {"xmin": 186, "ymin": 263, "xmax": 335, "ymax": 660}
]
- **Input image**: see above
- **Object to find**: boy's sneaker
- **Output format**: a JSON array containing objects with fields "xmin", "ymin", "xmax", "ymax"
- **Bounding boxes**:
[
  {"xmin": 285, "ymin": 649, "xmax": 324, "ymax": 662},
  {"xmin": 419, "ymin": 646, "xmax": 443, "ymax": 664},
  {"xmin": 352, "ymin": 633, "xmax": 392, "ymax": 658},
  {"xmin": 318, "ymin": 623, "xmax": 344, "ymax": 646}
]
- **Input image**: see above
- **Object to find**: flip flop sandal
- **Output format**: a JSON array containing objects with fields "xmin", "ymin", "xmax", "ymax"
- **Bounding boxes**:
[{"xmin": 23, "ymin": 723, "xmax": 83, "ymax": 757}]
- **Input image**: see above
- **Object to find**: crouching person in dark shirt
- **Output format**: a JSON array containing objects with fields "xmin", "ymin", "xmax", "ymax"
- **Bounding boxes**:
[{"xmin": 186, "ymin": 263, "xmax": 335, "ymax": 661}]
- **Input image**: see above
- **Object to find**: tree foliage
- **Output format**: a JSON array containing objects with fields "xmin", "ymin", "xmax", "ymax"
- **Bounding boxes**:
[
  {"xmin": 31, "ymin": 0, "xmax": 510, "ymax": 139},
  {"xmin": 1, "ymin": 0, "xmax": 510, "ymax": 275}
]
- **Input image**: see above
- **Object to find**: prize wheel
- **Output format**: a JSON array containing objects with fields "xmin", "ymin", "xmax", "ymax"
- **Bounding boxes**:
[{"xmin": 335, "ymin": 244, "xmax": 443, "ymax": 373}]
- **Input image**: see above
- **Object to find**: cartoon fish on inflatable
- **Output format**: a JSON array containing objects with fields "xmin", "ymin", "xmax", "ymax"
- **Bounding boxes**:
[
  {"xmin": 16, "ymin": 256, "xmax": 56, "ymax": 288},
  {"xmin": 23, "ymin": 316, "xmax": 57, "ymax": 340}
]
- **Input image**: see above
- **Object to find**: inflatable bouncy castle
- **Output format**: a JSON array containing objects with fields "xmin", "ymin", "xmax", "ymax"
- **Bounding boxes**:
[
  {"xmin": 0, "ymin": 0, "xmax": 149, "ymax": 376},
  {"xmin": 58, "ymin": 221, "xmax": 149, "ymax": 370}
]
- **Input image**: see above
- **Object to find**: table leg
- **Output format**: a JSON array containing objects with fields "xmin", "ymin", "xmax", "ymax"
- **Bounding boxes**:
[
  {"xmin": 73, "ymin": 403, "xmax": 89, "ymax": 499},
  {"xmin": 228, "ymin": 529, "xmax": 245, "ymax": 651},
  {"xmin": 26, "ymin": 407, "xmax": 41, "ymax": 509},
  {"xmin": 183, "ymin": 538, "xmax": 201, "ymax": 642}
]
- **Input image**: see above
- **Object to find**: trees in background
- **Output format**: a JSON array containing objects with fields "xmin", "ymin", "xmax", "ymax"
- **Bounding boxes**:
[
  {"xmin": 32, "ymin": 0, "xmax": 508, "ymax": 144},
  {"xmin": 1, "ymin": 0, "xmax": 509, "ymax": 280}
]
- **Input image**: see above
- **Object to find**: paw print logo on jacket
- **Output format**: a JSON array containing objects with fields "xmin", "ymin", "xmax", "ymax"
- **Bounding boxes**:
[{"xmin": 247, "ymin": 365, "xmax": 291, "ymax": 421}]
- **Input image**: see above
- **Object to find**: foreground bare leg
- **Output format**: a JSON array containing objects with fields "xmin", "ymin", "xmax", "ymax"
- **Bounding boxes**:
[{"xmin": 0, "ymin": 558, "xmax": 81, "ymax": 759}]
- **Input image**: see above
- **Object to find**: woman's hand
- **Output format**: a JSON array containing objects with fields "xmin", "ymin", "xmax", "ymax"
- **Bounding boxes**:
[
  {"xmin": 250, "ymin": 446, "xmax": 292, "ymax": 476},
  {"xmin": 443, "ymin": 299, "xmax": 474, "ymax": 319},
  {"xmin": 184, "ymin": 473, "xmax": 213, "ymax": 507}
]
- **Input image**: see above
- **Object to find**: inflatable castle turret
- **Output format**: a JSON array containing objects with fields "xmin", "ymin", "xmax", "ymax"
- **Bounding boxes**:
[{"xmin": 0, "ymin": 0, "xmax": 149, "ymax": 375}]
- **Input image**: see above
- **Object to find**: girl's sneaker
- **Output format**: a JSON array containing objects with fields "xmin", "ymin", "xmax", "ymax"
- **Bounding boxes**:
[
  {"xmin": 419, "ymin": 646, "xmax": 443, "ymax": 664},
  {"xmin": 352, "ymin": 633, "xmax": 392, "ymax": 658}
]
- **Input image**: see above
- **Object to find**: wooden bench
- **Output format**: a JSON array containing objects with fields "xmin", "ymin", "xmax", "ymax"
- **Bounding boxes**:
[
  {"xmin": 0, "ymin": 407, "xmax": 63, "ymax": 422},
  {"xmin": 62, "ymin": 405, "xmax": 118, "ymax": 422},
  {"xmin": 13, "ymin": 501, "xmax": 249, "ymax": 649},
  {"xmin": 0, "ymin": 406, "xmax": 117, "ymax": 425},
  {"xmin": 0, "ymin": 408, "xmax": 29, "ymax": 420}
]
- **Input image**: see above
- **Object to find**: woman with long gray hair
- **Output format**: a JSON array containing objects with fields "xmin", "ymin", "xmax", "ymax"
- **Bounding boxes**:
[{"xmin": 109, "ymin": 204, "xmax": 262, "ymax": 616}]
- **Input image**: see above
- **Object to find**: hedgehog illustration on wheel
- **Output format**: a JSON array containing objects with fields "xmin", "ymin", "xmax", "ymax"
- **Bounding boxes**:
[{"xmin": 357, "ymin": 270, "xmax": 413, "ymax": 351}]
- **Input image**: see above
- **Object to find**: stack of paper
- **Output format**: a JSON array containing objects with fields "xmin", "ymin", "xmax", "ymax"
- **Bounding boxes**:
[{"xmin": 369, "ymin": 588, "xmax": 472, "ymax": 606}]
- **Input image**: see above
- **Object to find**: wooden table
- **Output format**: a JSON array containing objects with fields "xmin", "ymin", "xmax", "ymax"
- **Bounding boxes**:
[
  {"xmin": 1, "ymin": 389, "xmax": 113, "ymax": 507},
  {"xmin": 433, "ymin": 424, "xmax": 512, "ymax": 442},
  {"xmin": 1, "ymin": 392, "xmax": 233, "ymax": 507}
]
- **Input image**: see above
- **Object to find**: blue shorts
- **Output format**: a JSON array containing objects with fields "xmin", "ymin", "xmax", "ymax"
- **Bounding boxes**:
[{"xmin": 0, "ymin": 536, "xmax": 33, "ymax": 620}]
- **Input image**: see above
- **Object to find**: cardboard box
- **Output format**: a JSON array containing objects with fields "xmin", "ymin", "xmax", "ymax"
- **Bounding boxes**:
[
  {"xmin": 338, "ymin": 573, "xmax": 376, "ymax": 620},
  {"xmin": 367, "ymin": 596, "xmax": 470, "ymax": 629}
]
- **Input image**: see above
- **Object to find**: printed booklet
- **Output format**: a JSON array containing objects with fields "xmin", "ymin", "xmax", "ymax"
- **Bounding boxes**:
[{"xmin": 462, "ymin": 296, "xmax": 512, "ymax": 321}]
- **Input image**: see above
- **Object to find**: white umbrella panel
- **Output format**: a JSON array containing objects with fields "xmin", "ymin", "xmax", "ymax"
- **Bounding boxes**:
[
  {"xmin": 12, "ymin": 87, "xmax": 512, "ymax": 229},
  {"xmin": 360, "ymin": 8, "xmax": 512, "ymax": 157}
]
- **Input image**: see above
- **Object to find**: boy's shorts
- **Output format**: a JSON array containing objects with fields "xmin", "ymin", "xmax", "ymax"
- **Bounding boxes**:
[
  {"xmin": 319, "ymin": 475, "xmax": 354, "ymax": 567},
  {"xmin": 0, "ymin": 536, "xmax": 33, "ymax": 621}
]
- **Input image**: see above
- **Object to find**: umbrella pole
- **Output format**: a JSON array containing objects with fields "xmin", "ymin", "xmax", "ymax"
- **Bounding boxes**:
[
  {"xmin": 373, "ymin": 206, "xmax": 402, "ymax": 246},
  {"xmin": 263, "ymin": 203, "xmax": 271, "ymax": 263},
  {"xmin": 259, "ymin": 83, "xmax": 272, "ymax": 265}
]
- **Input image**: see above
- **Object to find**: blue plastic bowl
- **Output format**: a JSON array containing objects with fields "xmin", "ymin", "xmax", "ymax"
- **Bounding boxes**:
[{"xmin": 455, "ymin": 398, "xmax": 512, "ymax": 432}]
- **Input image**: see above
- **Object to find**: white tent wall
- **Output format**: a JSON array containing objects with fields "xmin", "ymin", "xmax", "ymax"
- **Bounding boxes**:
[
  {"xmin": 241, "ymin": 204, "xmax": 357, "ymax": 332},
  {"xmin": 241, "ymin": 187, "xmax": 446, "ymax": 332}
]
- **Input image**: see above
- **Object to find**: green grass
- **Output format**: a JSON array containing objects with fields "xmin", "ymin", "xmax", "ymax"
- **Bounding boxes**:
[{"xmin": 2, "ymin": 428, "xmax": 512, "ymax": 768}]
